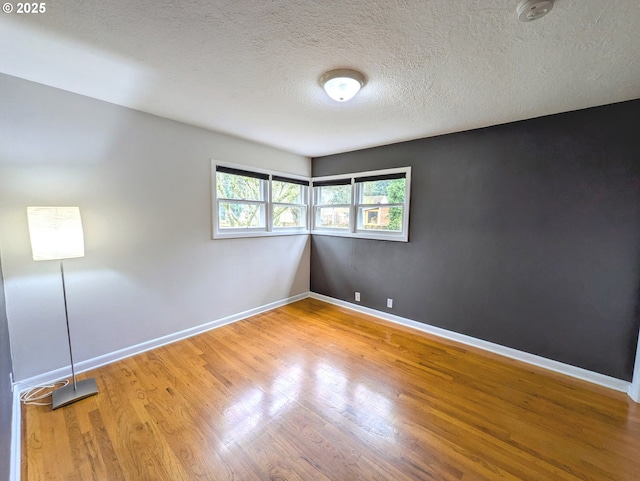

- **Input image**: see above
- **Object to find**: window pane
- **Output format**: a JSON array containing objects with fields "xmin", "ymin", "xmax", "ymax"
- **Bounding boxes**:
[
  {"xmin": 358, "ymin": 206, "xmax": 403, "ymax": 231},
  {"xmin": 359, "ymin": 178, "xmax": 406, "ymax": 204},
  {"xmin": 273, "ymin": 181, "xmax": 303, "ymax": 204},
  {"xmin": 273, "ymin": 205, "xmax": 306, "ymax": 228},
  {"xmin": 316, "ymin": 207, "xmax": 350, "ymax": 229},
  {"xmin": 318, "ymin": 184, "xmax": 351, "ymax": 205},
  {"xmin": 216, "ymin": 172, "xmax": 263, "ymax": 201},
  {"xmin": 218, "ymin": 202, "xmax": 265, "ymax": 228}
]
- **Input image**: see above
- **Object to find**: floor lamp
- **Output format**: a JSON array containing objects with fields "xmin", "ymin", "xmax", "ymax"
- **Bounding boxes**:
[{"xmin": 27, "ymin": 206, "xmax": 99, "ymax": 410}]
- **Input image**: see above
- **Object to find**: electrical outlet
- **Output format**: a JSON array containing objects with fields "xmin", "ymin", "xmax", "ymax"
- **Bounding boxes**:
[
  {"xmin": 387, "ymin": 298, "xmax": 393, "ymax": 308},
  {"xmin": 355, "ymin": 291, "xmax": 361, "ymax": 302}
]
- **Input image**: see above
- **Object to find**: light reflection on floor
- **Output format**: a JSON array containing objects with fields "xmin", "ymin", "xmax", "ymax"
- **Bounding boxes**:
[
  {"xmin": 315, "ymin": 361, "xmax": 348, "ymax": 411},
  {"xmin": 221, "ymin": 358, "xmax": 396, "ymax": 447},
  {"xmin": 269, "ymin": 364, "xmax": 302, "ymax": 416},
  {"xmin": 222, "ymin": 387, "xmax": 264, "ymax": 444}
]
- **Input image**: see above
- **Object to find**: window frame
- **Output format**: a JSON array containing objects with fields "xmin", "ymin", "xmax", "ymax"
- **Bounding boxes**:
[
  {"xmin": 311, "ymin": 167, "xmax": 411, "ymax": 242},
  {"xmin": 312, "ymin": 178, "xmax": 353, "ymax": 232},
  {"xmin": 271, "ymin": 175, "xmax": 311, "ymax": 232},
  {"xmin": 212, "ymin": 162, "xmax": 410, "ymax": 242},
  {"xmin": 212, "ymin": 161, "xmax": 310, "ymax": 239}
]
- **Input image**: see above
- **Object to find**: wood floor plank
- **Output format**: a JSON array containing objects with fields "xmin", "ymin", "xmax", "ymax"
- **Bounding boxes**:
[{"xmin": 21, "ymin": 298, "xmax": 640, "ymax": 480}]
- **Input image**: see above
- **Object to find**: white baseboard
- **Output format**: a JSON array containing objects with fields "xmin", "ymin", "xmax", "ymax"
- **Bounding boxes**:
[
  {"xmin": 13, "ymin": 292, "xmax": 310, "ymax": 391},
  {"xmin": 10, "ymin": 387, "xmax": 21, "ymax": 481},
  {"xmin": 310, "ymin": 293, "xmax": 633, "ymax": 397},
  {"xmin": 631, "ymin": 382, "xmax": 640, "ymax": 403}
]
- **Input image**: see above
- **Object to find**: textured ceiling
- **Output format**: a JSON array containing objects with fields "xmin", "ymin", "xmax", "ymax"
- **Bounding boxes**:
[{"xmin": 1, "ymin": 0, "xmax": 639, "ymax": 157}]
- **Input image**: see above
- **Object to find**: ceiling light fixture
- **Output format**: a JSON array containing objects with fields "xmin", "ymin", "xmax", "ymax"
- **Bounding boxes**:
[
  {"xmin": 320, "ymin": 68, "xmax": 366, "ymax": 102},
  {"xmin": 517, "ymin": 0, "xmax": 554, "ymax": 22}
]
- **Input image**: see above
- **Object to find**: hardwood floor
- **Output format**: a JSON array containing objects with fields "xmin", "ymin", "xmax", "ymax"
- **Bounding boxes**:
[{"xmin": 22, "ymin": 298, "xmax": 640, "ymax": 480}]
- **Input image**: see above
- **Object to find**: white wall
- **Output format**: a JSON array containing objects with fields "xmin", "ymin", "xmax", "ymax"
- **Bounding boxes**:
[{"xmin": 0, "ymin": 74, "xmax": 311, "ymax": 382}]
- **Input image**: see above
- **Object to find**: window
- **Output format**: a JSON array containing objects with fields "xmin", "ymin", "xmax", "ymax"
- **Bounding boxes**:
[
  {"xmin": 272, "ymin": 176, "xmax": 308, "ymax": 229},
  {"xmin": 312, "ymin": 167, "xmax": 410, "ymax": 242},
  {"xmin": 216, "ymin": 166, "xmax": 268, "ymax": 230},
  {"xmin": 355, "ymin": 173, "xmax": 406, "ymax": 233},
  {"xmin": 212, "ymin": 162, "xmax": 309, "ymax": 239},
  {"xmin": 212, "ymin": 163, "xmax": 409, "ymax": 242},
  {"xmin": 313, "ymin": 179, "xmax": 352, "ymax": 230}
]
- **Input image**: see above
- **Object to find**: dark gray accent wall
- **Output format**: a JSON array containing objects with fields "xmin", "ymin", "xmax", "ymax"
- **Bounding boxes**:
[
  {"xmin": 0, "ymin": 255, "xmax": 13, "ymax": 481},
  {"xmin": 311, "ymin": 100, "xmax": 640, "ymax": 381}
]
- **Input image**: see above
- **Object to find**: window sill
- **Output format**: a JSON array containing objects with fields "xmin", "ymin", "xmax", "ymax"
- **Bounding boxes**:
[
  {"xmin": 213, "ymin": 229, "xmax": 310, "ymax": 240},
  {"xmin": 311, "ymin": 229, "xmax": 408, "ymax": 242}
]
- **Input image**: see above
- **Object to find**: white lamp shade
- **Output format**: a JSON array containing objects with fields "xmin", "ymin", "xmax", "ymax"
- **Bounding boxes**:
[
  {"xmin": 320, "ymin": 69, "xmax": 366, "ymax": 102},
  {"xmin": 27, "ymin": 206, "xmax": 85, "ymax": 261},
  {"xmin": 323, "ymin": 77, "xmax": 362, "ymax": 102}
]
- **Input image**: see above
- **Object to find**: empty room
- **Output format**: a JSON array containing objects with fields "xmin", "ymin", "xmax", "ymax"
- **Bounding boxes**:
[{"xmin": 1, "ymin": 1, "xmax": 640, "ymax": 480}]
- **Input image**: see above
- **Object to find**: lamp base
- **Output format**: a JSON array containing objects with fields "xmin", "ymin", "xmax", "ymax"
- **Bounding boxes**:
[{"xmin": 52, "ymin": 378, "xmax": 99, "ymax": 410}]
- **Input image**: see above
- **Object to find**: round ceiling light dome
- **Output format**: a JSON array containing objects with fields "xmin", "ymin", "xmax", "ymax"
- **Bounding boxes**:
[
  {"xmin": 320, "ymin": 68, "xmax": 366, "ymax": 102},
  {"xmin": 517, "ymin": 0, "xmax": 554, "ymax": 22}
]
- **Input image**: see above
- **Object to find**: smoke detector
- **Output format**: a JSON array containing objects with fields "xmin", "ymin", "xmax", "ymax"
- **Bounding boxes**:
[{"xmin": 517, "ymin": 0, "xmax": 554, "ymax": 22}]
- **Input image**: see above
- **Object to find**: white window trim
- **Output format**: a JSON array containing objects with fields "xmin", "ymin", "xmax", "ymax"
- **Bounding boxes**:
[
  {"xmin": 312, "ymin": 178, "xmax": 352, "ymax": 234},
  {"xmin": 212, "ymin": 162, "xmax": 410, "ymax": 242},
  {"xmin": 311, "ymin": 166, "xmax": 411, "ymax": 242},
  {"xmin": 211, "ymin": 160, "xmax": 311, "ymax": 239}
]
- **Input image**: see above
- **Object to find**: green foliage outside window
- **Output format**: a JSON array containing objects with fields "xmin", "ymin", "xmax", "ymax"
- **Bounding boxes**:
[
  {"xmin": 216, "ymin": 173, "xmax": 306, "ymax": 228},
  {"xmin": 387, "ymin": 179, "xmax": 405, "ymax": 231},
  {"xmin": 216, "ymin": 172, "xmax": 261, "ymax": 200},
  {"xmin": 318, "ymin": 184, "xmax": 351, "ymax": 205},
  {"xmin": 216, "ymin": 172, "xmax": 263, "ymax": 228},
  {"xmin": 273, "ymin": 181, "xmax": 305, "ymax": 227},
  {"xmin": 361, "ymin": 179, "xmax": 405, "ymax": 231}
]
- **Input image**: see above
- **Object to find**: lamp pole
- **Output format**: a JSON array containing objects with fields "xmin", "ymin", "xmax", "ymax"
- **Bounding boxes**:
[{"xmin": 60, "ymin": 260, "xmax": 77, "ymax": 390}]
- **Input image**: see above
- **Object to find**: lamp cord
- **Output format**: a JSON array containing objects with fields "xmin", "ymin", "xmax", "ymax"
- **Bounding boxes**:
[{"xmin": 19, "ymin": 380, "xmax": 70, "ymax": 406}]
